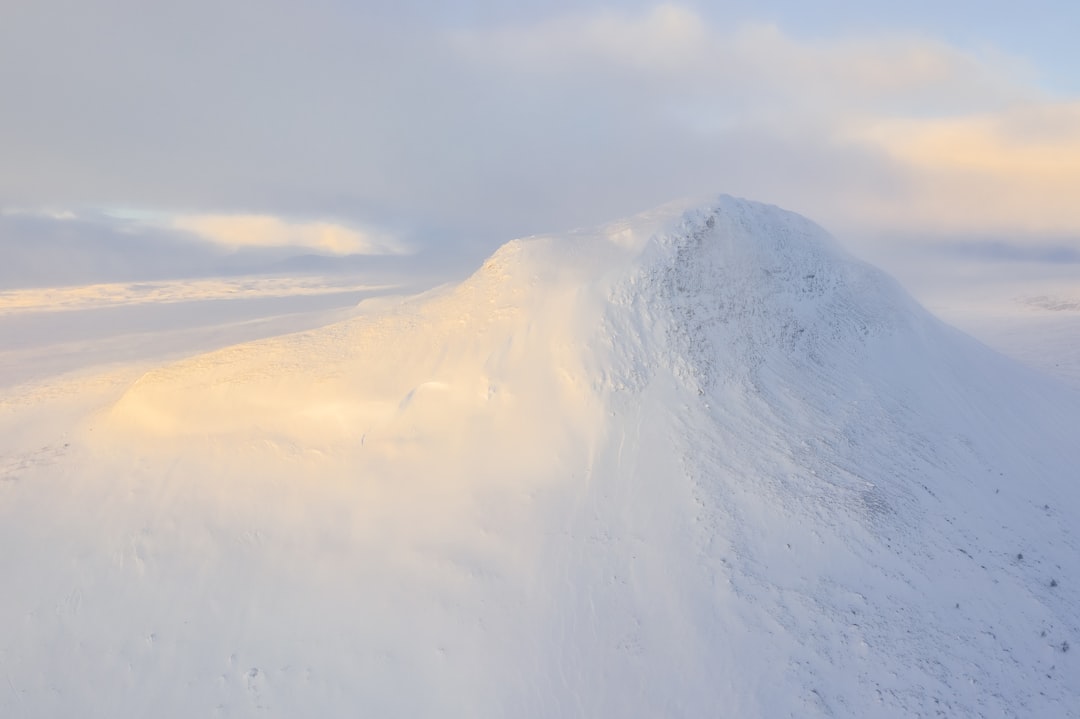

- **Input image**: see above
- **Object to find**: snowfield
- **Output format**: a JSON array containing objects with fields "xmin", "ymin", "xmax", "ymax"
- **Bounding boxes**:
[{"xmin": 1, "ymin": 196, "xmax": 1078, "ymax": 717}]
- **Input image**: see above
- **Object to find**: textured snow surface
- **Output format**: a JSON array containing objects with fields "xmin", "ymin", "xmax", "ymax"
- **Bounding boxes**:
[{"xmin": 2, "ymin": 196, "xmax": 1078, "ymax": 717}]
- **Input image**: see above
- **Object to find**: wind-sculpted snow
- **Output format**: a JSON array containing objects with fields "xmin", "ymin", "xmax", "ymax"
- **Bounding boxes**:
[
  {"xmin": 608, "ymin": 198, "xmax": 914, "ymax": 390},
  {"xmin": 2, "ymin": 196, "xmax": 1077, "ymax": 717}
]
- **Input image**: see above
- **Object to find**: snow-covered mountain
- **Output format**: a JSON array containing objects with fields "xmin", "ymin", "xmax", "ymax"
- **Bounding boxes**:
[{"xmin": 2, "ymin": 196, "xmax": 1077, "ymax": 717}]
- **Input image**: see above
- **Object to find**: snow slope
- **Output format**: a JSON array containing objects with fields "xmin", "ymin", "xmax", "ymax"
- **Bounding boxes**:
[{"xmin": 2, "ymin": 196, "xmax": 1078, "ymax": 717}]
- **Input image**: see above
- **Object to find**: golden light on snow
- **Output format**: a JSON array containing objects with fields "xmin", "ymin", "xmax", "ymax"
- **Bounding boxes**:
[{"xmin": 3, "ymin": 197, "xmax": 1080, "ymax": 716}]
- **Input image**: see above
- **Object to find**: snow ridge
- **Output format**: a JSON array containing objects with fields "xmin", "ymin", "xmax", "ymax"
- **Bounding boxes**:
[
  {"xmin": 2, "ymin": 195, "xmax": 1078, "ymax": 718},
  {"xmin": 588, "ymin": 197, "xmax": 1080, "ymax": 716},
  {"xmin": 606, "ymin": 197, "xmax": 909, "ymax": 392}
]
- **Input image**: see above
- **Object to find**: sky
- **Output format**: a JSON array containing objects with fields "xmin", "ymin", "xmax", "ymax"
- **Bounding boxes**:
[{"xmin": 1, "ymin": 0, "xmax": 1078, "ymax": 288}]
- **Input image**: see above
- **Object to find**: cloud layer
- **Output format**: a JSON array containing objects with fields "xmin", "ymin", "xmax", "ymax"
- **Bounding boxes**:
[
  {"xmin": 171, "ymin": 215, "xmax": 406, "ymax": 255},
  {"xmin": 2, "ymin": 2, "xmax": 1077, "ymax": 259}
]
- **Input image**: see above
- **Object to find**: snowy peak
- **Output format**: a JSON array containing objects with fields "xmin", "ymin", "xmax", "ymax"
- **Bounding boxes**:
[
  {"xmin": 590, "ymin": 196, "xmax": 915, "ymax": 393},
  {"xmin": 101, "ymin": 196, "xmax": 939, "ymax": 446},
  {"xmin": 37, "ymin": 196, "xmax": 1080, "ymax": 717}
]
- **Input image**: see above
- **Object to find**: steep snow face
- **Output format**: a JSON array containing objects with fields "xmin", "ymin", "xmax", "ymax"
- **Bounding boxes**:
[
  {"xmin": 604, "ymin": 198, "xmax": 914, "ymax": 388},
  {"xmin": 3, "ymin": 196, "xmax": 1078, "ymax": 718},
  {"xmin": 593, "ymin": 200, "xmax": 1080, "ymax": 715}
]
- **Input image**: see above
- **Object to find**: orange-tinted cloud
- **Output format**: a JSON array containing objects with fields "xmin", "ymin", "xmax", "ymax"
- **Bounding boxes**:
[{"xmin": 172, "ymin": 214, "xmax": 406, "ymax": 255}]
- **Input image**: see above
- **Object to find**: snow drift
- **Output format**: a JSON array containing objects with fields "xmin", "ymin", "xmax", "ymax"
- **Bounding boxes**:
[{"xmin": 3, "ymin": 196, "xmax": 1078, "ymax": 717}]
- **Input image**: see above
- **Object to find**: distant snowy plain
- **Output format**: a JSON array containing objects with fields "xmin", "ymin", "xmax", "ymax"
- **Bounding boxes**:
[{"xmin": 1, "ymin": 197, "xmax": 1077, "ymax": 717}]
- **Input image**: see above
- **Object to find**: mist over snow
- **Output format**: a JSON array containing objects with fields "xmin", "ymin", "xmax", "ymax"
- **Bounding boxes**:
[{"xmin": 1, "ymin": 196, "xmax": 1077, "ymax": 717}]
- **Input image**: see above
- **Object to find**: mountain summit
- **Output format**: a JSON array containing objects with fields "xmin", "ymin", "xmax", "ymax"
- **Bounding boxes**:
[{"xmin": 11, "ymin": 197, "xmax": 1080, "ymax": 717}]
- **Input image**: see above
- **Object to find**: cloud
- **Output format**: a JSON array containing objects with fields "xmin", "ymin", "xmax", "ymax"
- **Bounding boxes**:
[
  {"xmin": 451, "ymin": 4, "xmax": 709, "ymax": 77},
  {"xmin": 452, "ymin": 6, "xmax": 1034, "ymax": 116},
  {"xmin": 0, "ymin": 1, "xmax": 1076, "ymax": 264},
  {"xmin": 0, "ymin": 210, "xmax": 419, "ymax": 289},
  {"xmin": 170, "ymin": 214, "xmax": 406, "ymax": 256},
  {"xmin": 849, "ymin": 102, "xmax": 1080, "ymax": 235},
  {"xmin": 442, "ymin": 6, "xmax": 1077, "ymax": 244},
  {"xmin": 936, "ymin": 239, "xmax": 1080, "ymax": 264},
  {"xmin": 1, "ymin": 207, "xmax": 78, "ymax": 221},
  {"xmin": 0, "ymin": 211, "xmax": 230, "ymax": 288}
]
